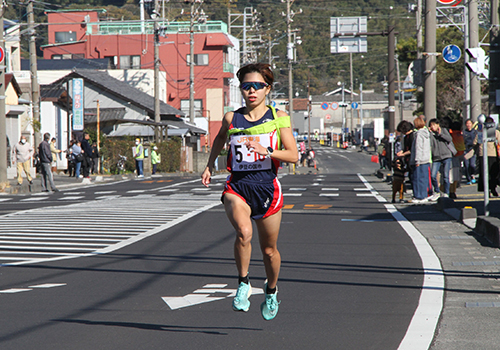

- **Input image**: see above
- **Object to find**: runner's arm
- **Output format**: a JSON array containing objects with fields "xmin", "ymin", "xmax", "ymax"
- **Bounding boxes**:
[{"xmin": 201, "ymin": 112, "xmax": 233, "ymax": 187}]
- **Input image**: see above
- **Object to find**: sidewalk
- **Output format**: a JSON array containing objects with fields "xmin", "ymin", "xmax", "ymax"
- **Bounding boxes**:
[{"xmin": 351, "ymin": 150, "xmax": 500, "ymax": 349}]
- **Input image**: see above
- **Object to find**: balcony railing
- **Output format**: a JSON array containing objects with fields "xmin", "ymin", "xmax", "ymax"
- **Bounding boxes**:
[{"xmin": 87, "ymin": 20, "xmax": 227, "ymax": 36}]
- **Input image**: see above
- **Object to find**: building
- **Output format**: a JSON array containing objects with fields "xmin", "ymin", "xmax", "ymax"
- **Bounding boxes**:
[{"xmin": 41, "ymin": 9, "xmax": 242, "ymax": 147}]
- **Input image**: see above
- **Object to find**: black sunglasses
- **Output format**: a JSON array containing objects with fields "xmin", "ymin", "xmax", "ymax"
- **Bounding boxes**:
[{"xmin": 240, "ymin": 82, "xmax": 269, "ymax": 91}]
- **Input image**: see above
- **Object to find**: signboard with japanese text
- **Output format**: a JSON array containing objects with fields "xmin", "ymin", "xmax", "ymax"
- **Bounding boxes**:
[{"xmin": 72, "ymin": 78, "xmax": 84, "ymax": 131}]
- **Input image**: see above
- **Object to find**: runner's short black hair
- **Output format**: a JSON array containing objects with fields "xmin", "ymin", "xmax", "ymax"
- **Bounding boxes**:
[{"xmin": 236, "ymin": 63, "xmax": 274, "ymax": 88}]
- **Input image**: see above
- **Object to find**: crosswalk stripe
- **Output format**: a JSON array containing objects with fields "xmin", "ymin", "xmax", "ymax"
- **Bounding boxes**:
[{"xmin": 0, "ymin": 194, "xmax": 220, "ymax": 266}]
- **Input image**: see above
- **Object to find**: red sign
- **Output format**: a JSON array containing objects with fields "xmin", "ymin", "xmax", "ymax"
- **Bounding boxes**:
[
  {"xmin": 325, "ymin": 114, "xmax": 331, "ymax": 120},
  {"xmin": 330, "ymin": 102, "xmax": 339, "ymax": 110},
  {"xmin": 437, "ymin": 0, "xmax": 462, "ymax": 5},
  {"xmin": 0, "ymin": 47, "xmax": 4, "ymax": 64}
]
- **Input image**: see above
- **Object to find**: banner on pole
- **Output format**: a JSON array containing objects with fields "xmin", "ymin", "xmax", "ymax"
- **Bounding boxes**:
[{"xmin": 72, "ymin": 78, "xmax": 84, "ymax": 131}]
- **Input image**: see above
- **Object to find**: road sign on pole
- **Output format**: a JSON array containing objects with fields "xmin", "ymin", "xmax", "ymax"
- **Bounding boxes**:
[
  {"xmin": 442, "ymin": 44, "xmax": 461, "ymax": 63},
  {"xmin": 0, "ymin": 47, "xmax": 4, "ymax": 64}
]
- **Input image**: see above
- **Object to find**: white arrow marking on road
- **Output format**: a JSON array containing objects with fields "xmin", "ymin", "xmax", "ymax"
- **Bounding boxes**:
[{"xmin": 162, "ymin": 283, "xmax": 264, "ymax": 310}]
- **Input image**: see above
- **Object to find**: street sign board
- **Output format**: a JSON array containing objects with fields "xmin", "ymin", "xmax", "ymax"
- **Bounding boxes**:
[
  {"xmin": 331, "ymin": 102, "xmax": 339, "ymax": 110},
  {"xmin": 321, "ymin": 102, "xmax": 329, "ymax": 110},
  {"xmin": 351, "ymin": 102, "xmax": 358, "ymax": 109},
  {"xmin": 325, "ymin": 114, "xmax": 331, "ymax": 120},
  {"xmin": 330, "ymin": 17, "xmax": 368, "ymax": 54},
  {"xmin": 0, "ymin": 47, "xmax": 4, "ymax": 63},
  {"xmin": 442, "ymin": 44, "xmax": 461, "ymax": 64}
]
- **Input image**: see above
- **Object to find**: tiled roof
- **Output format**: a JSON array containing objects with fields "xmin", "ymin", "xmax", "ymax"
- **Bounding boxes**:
[{"xmin": 53, "ymin": 69, "xmax": 185, "ymax": 119}]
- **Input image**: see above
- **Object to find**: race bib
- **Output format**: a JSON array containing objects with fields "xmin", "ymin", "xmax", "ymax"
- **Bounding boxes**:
[{"xmin": 230, "ymin": 134, "xmax": 272, "ymax": 171}]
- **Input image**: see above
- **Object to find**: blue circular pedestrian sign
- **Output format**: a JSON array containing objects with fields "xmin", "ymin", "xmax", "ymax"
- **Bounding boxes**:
[
  {"xmin": 271, "ymin": 100, "xmax": 276, "ymax": 107},
  {"xmin": 351, "ymin": 102, "xmax": 358, "ymax": 109},
  {"xmin": 321, "ymin": 102, "xmax": 329, "ymax": 110},
  {"xmin": 442, "ymin": 44, "xmax": 461, "ymax": 64}
]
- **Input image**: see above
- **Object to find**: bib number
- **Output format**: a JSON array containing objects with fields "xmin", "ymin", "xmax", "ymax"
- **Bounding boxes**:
[{"xmin": 230, "ymin": 134, "xmax": 272, "ymax": 171}]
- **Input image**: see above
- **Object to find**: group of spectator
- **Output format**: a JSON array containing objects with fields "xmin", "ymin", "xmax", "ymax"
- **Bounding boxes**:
[
  {"xmin": 392, "ymin": 115, "xmax": 489, "ymax": 203},
  {"xmin": 66, "ymin": 132, "xmax": 100, "ymax": 178}
]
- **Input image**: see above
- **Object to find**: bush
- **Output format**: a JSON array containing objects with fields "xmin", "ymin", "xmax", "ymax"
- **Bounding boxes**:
[{"xmin": 99, "ymin": 136, "xmax": 181, "ymax": 174}]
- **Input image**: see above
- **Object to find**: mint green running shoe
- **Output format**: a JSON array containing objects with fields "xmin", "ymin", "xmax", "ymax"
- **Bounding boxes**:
[
  {"xmin": 232, "ymin": 282, "xmax": 251, "ymax": 312},
  {"xmin": 260, "ymin": 280, "xmax": 280, "ymax": 320}
]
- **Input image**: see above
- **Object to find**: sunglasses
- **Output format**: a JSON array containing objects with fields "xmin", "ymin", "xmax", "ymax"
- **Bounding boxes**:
[{"xmin": 240, "ymin": 82, "xmax": 269, "ymax": 91}]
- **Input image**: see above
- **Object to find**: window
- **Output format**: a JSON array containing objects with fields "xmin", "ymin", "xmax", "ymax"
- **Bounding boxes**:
[
  {"xmin": 181, "ymin": 99, "xmax": 203, "ymax": 118},
  {"xmin": 55, "ymin": 31, "xmax": 77, "ymax": 43},
  {"xmin": 119, "ymin": 55, "xmax": 141, "ymax": 69},
  {"xmin": 186, "ymin": 54, "xmax": 209, "ymax": 66}
]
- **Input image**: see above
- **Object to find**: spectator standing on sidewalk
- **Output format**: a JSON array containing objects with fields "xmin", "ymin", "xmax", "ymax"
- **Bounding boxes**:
[
  {"xmin": 133, "ymin": 138, "xmax": 144, "ymax": 178},
  {"xmin": 91, "ymin": 141, "xmax": 99, "ymax": 174},
  {"xmin": 410, "ymin": 117, "xmax": 431, "ymax": 203},
  {"xmin": 396, "ymin": 120, "xmax": 415, "ymax": 185},
  {"xmin": 38, "ymin": 133, "xmax": 59, "ymax": 192},
  {"xmin": 12, "ymin": 135, "xmax": 34, "ymax": 186},
  {"xmin": 449, "ymin": 121, "xmax": 465, "ymax": 199},
  {"xmin": 474, "ymin": 116, "xmax": 500, "ymax": 197},
  {"xmin": 463, "ymin": 119, "xmax": 478, "ymax": 184},
  {"xmin": 50, "ymin": 137, "xmax": 62, "ymax": 173},
  {"xmin": 81, "ymin": 132, "xmax": 92, "ymax": 178},
  {"xmin": 428, "ymin": 118, "xmax": 454, "ymax": 200},
  {"xmin": 151, "ymin": 146, "xmax": 159, "ymax": 174},
  {"xmin": 71, "ymin": 141, "xmax": 83, "ymax": 178}
]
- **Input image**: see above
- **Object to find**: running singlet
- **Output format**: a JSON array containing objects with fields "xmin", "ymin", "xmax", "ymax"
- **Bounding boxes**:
[{"xmin": 227, "ymin": 106, "xmax": 291, "ymax": 183}]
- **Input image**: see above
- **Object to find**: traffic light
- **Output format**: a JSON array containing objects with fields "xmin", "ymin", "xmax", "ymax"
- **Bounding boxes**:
[
  {"xmin": 465, "ymin": 47, "xmax": 487, "ymax": 77},
  {"xmin": 339, "ymin": 102, "xmax": 348, "ymax": 107}
]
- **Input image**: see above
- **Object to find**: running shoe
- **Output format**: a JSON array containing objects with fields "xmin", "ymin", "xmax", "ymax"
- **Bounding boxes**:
[
  {"xmin": 232, "ymin": 282, "xmax": 251, "ymax": 312},
  {"xmin": 428, "ymin": 193, "xmax": 440, "ymax": 201},
  {"xmin": 261, "ymin": 280, "xmax": 280, "ymax": 321},
  {"xmin": 471, "ymin": 179, "xmax": 477, "ymax": 184}
]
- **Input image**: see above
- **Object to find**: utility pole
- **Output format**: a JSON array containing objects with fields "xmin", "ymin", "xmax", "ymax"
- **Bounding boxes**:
[
  {"xmin": 189, "ymin": 0, "xmax": 195, "ymax": 124},
  {"xmin": 349, "ymin": 52, "xmax": 354, "ymax": 139},
  {"xmin": 28, "ymin": 0, "xmax": 40, "ymax": 148},
  {"xmin": 286, "ymin": 0, "xmax": 294, "ymax": 121},
  {"xmin": 388, "ymin": 25, "xmax": 396, "ymax": 133},
  {"xmin": 464, "ymin": 4, "xmax": 470, "ymax": 121},
  {"xmin": 154, "ymin": 0, "xmax": 161, "ymax": 142},
  {"xmin": 0, "ymin": 3, "xmax": 6, "ymax": 186},
  {"xmin": 489, "ymin": 0, "xmax": 500, "ymax": 116},
  {"xmin": 416, "ymin": 0, "xmax": 423, "ymax": 58},
  {"xmin": 469, "ymin": 0, "xmax": 481, "ymax": 122},
  {"xmin": 424, "ymin": 0, "xmax": 437, "ymax": 120}
]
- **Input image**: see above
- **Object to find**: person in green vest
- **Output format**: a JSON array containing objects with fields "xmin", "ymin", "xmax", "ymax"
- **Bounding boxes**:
[
  {"xmin": 133, "ymin": 138, "xmax": 144, "ymax": 178},
  {"xmin": 151, "ymin": 145, "xmax": 159, "ymax": 174}
]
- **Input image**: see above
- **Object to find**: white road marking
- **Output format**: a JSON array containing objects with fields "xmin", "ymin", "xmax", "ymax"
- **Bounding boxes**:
[
  {"xmin": 21, "ymin": 197, "xmax": 48, "ymax": 201},
  {"xmin": 289, "ymin": 188, "xmax": 307, "ymax": 191},
  {"xmin": 284, "ymin": 193, "xmax": 302, "ymax": 197},
  {"xmin": 357, "ymin": 174, "xmax": 443, "ymax": 350},
  {"xmin": 321, "ymin": 188, "xmax": 338, "ymax": 191},
  {"xmin": 319, "ymin": 193, "xmax": 339, "ymax": 197},
  {"xmin": 64, "ymin": 192, "xmax": 84, "ymax": 195},
  {"xmin": 162, "ymin": 284, "xmax": 264, "ymax": 310},
  {"xmin": 159, "ymin": 189, "xmax": 179, "ymax": 192},
  {"xmin": 29, "ymin": 283, "xmax": 66, "ymax": 288},
  {"xmin": 356, "ymin": 193, "xmax": 376, "ymax": 197},
  {"xmin": 94, "ymin": 191, "xmax": 116, "ymax": 194},
  {"xmin": 354, "ymin": 188, "xmax": 370, "ymax": 191},
  {"xmin": 126, "ymin": 190, "xmax": 147, "ymax": 193},
  {"xmin": 0, "ymin": 288, "xmax": 32, "ymax": 294},
  {"xmin": 58, "ymin": 196, "xmax": 84, "ymax": 201},
  {"xmin": 0, "ymin": 194, "xmax": 221, "ymax": 266},
  {"xmin": 0, "ymin": 198, "xmax": 12, "ymax": 202}
]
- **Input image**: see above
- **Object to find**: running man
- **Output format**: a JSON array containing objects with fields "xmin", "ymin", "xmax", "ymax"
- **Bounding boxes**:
[{"xmin": 201, "ymin": 63, "xmax": 298, "ymax": 320}]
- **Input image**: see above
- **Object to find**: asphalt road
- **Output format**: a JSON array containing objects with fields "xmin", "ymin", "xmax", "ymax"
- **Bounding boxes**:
[{"xmin": 0, "ymin": 149, "xmax": 429, "ymax": 350}]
